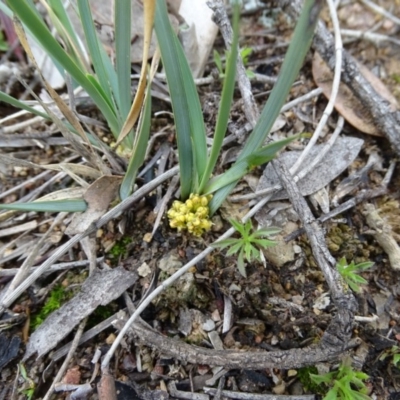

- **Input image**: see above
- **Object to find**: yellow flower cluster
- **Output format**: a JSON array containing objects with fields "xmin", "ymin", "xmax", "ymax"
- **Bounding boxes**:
[{"xmin": 167, "ymin": 193, "xmax": 213, "ymax": 236}]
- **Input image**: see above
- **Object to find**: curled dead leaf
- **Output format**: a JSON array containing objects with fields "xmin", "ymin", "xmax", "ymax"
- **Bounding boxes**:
[{"xmin": 312, "ymin": 52, "xmax": 398, "ymax": 136}]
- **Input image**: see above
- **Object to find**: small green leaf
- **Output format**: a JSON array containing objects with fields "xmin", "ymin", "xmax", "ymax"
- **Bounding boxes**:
[
  {"xmin": 393, "ymin": 354, "xmax": 400, "ymax": 367},
  {"xmin": 253, "ymin": 227, "xmax": 281, "ymax": 237},
  {"xmin": 212, "ymin": 238, "xmax": 239, "ymax": 249},
  {"xmin": 354, "ymin": 262, "xmax": 374, "ymax": 271},
  {"xmin": 244, "ymin": 242, "xmax": 253, "ymax": 261},
  {"xmin": 348, "ymin": 274, "xmax": 368, "ymax": 284},
  {"xmin": 324, "ymin": 388, "xmax": 339, "ymax": 400},
  {"xmin": 347, "ymin": 281, "xmax": 361, "ymax": 293},
  {"xmin": 309, "ymin": 372, "xmax": 335, "ymax": 385},
  {"xmin": 237, "ymin": 249, "xmax": 246, "ymax": 277},
  {"xmin": 251, "ymin": 238, "xmax": 276, "ymax": 248},
  {"xmin": 226, "ymin": 241, "xmax": 244, "ymax": 256},
  {"xmin": 230, "ymin": 219, "xmax": 248, "ymax": 236},
  {"xmin": 213, "ymin": 49, "xmax": 223, "ymax": 76}
]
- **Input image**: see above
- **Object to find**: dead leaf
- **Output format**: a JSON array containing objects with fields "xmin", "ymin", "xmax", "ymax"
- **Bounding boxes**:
[
  {"xmin": 62, "ymin": 366, "xmax": 81, "ymax": 385},
  {"xmin": 337, "ymin": 4, "xmax": 376, "ymax": 30},
  {"xmin": 24, "ymin": 266, "xmax": 138, "ymax": 360},
  {"xmin": 65, "ymin": 175, "xmax": 122, "ymax": 235},
  {"xmin": 261, "ymin": 221, "xmax": 298, "ymax": 268},
  {"xmin": 312, "ymin": 52, "xmax": 398, "ymax": 136},
  {"xmin": 257, "ymin": 136, "xmax": 364, "ymax": 200}
]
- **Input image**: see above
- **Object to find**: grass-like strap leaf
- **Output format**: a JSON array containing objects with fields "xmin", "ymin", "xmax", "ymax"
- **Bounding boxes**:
[
  {"xmin": 120, "ymin": 81, "xmax": 152, "ymax": 200},
  {"xmin": 154, "ymin": 0, "xmax": 207, "ymax": 198},
  {"xmin": 114, "ymin": 0, "xmax": 132, "ymax": 123},
  {"xmin": 0, "ymin": 91, "xmax": 49, "ymax": 120},
  {"xmin": 198, "ymin": 3, "xmax": 240, "ymax": 193},
  {"xmin": 209, "ymin": 0, "xmax": 323, "ymax": 214},
  {"xmin": 7, "ymin": 0, "xmax": 119, "ymax": 135},
  {"xmin": 0, "ymin": 199, "xmax": 87, "ymax": 213},
  {"xmin": 77, "ymin": 0, "xmax": 114, "ymax": 108},
  {"xmin": 205, "ymin": 135, "xmax": 297, "ymax": 196}
]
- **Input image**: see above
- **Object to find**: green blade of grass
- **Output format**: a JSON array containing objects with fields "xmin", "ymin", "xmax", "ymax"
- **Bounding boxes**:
[
  {"xmin": 245, "ymin": 134, "xmax": 300, "ymax": 167},
  {"xmin": 77, "ymin": 0, "xmax": 113, "ymax": 106},
  {"xmin": 205, "ymin": 135, "xmax": 297, "ymax": 196},
  {"xmin": 0, "ymin": 91, "xmax": 50, "ymax": 120},
  {"xmin": 198, "ymin": 3, "xmax": 239, "ymax": 193},
  {"xmin": 209, "ymin": 0, "xmax": 323, "ymax": 213},
  {"xmin": 120, "ymin": 82, "xmax": 152, "ymax": 200},
  {"xmin": 7, "ymin": 0, "xmax": 119, "ymax": 134},
  {"xmin": 154, "ymin": 0, "xmax": 207, "ymax": 198},
  {"xmin": 0, "ymin": 199, "xmax": 87, "ymax": 212},
  {"xmin": 47, "ymin": 0, "xmax": 88, "ymax": 71},
  {"xmin": 203, "ymin": 159, "xmax": 252, "ymax": 194},
  {"xmin": 239, "ymin": 0, "xmax": 323, "ymax": 159},
  {"xmin": 115, "ymin": 0, "xmax": 132, "ymax": 122}
]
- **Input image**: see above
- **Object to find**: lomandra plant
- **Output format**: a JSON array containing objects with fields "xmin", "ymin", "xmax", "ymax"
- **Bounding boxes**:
[
  {"xmin": 0, "ymin": 0, "xmax": 155, "ymax": 211},
  {"xmin": 155, "ymin": 0, "xmax": 323, "ymax": 235}
]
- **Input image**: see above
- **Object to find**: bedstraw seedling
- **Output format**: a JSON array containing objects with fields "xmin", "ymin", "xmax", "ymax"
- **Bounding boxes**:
[
  {"xmin": 212, "ymin": 220, "xmax": 280, "ymax": 277},
  {"xmin": 309, "ymin": 357, "xmax": 371, "ymax": 400},
  {"xmin": 336, "ymin": 257, "xmax": 374, "ymax": 293}
]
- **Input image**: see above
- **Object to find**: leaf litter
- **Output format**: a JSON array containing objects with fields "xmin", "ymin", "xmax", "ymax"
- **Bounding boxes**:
[{"xmin": 1, "ymin": 0, "xmax": 400, "ymax": 399}]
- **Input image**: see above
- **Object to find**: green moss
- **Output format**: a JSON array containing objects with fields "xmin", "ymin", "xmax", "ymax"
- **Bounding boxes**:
[
  {"xmin": 297, "ymin": 366, "xmax": 325, "ymax": 394},
  {"xmin": 109, "ymin": 237, "xmax": 132, "ymax": 258},
  {"xmin": 31, "ymin": 285, "xmax": 68, "ymax": 330},
  {"xmin": 392, "ymin": 74, "xmax": 400, "ymax": 84}
]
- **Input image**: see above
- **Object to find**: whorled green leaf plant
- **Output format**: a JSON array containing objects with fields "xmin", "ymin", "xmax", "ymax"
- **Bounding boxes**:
[
  {"xmin": 309, "ymin": 357, "xmax": 371, "ymax": 400},
  {"xmin": 155, "ymin": 0, "xmax": 323, "ymax": 235},
  {"xmin": 0, "ymin": 0, "xmax": 155, "ymax": 217},
  {"xmin": 336, "ymin": 257, "xmax": 374, "ymax": 293},
  {"xmin": 212, "ymin": 219, "xmax": 280, "ymax": 277}
]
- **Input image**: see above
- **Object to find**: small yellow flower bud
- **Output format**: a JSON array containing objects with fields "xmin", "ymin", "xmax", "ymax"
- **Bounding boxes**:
[
  {"xmin": 172, "ymin": 200, "xmax": 182, "ymax": 211},
  {"xmin": 178, "ymin": 205, "xmax": 187, "ymax": 214},
  {"xmin": 186, "ymin": 212, "xmax": 195, "ymax": 222},
  {"xmin": 186, "ymin": 199, "xmax": 193, "ymax": 209},
  {"xmin": 196, "ymin": 207, "xmax": 208, "ymax": 218},
  {"xmin": 200, "ymin": 196, "xmax": 208, "ymax": 206},
  {"xmin": 177, "ymin": 215, "xmax": 186, "ymax": 223},
  {"xmin": 167, "ymin": 210, "xmax": 176, "ymax": 218},
  {"xmin": 200, "ymin": 220, "xmax": 212, "ymax": 230},
  {"xmin": 167, "ymin": 193, "xmax": 212, "ymax": 236},
  {"xmin": 191, "ymin": 194, "xmax": 200, "ymax": 206}
]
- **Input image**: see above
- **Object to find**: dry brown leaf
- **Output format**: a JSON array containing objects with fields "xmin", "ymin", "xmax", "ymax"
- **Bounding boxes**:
[
  {"xmin": 312, "ymin": 52, "xmax": 398, "ymax": 136},
  {"xmin": 337, "ymin": 3, "xmax": 376, "ymax": 30},
  {"xmin": 65, "ymin": 175, "xmax": 122, "ymax": 235},
  {"xmin": 62, "ymin": 366, "xmax": 81, "ymax": 385},
  {"xmin": 115, "ymin": 0, "xmax": 156, "ymax": 146}
]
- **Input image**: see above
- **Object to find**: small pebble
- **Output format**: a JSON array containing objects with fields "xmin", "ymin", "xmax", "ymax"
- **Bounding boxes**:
[{"xmin": 202, "ymin": 319, "xmax": 215, "ymax": 332}]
